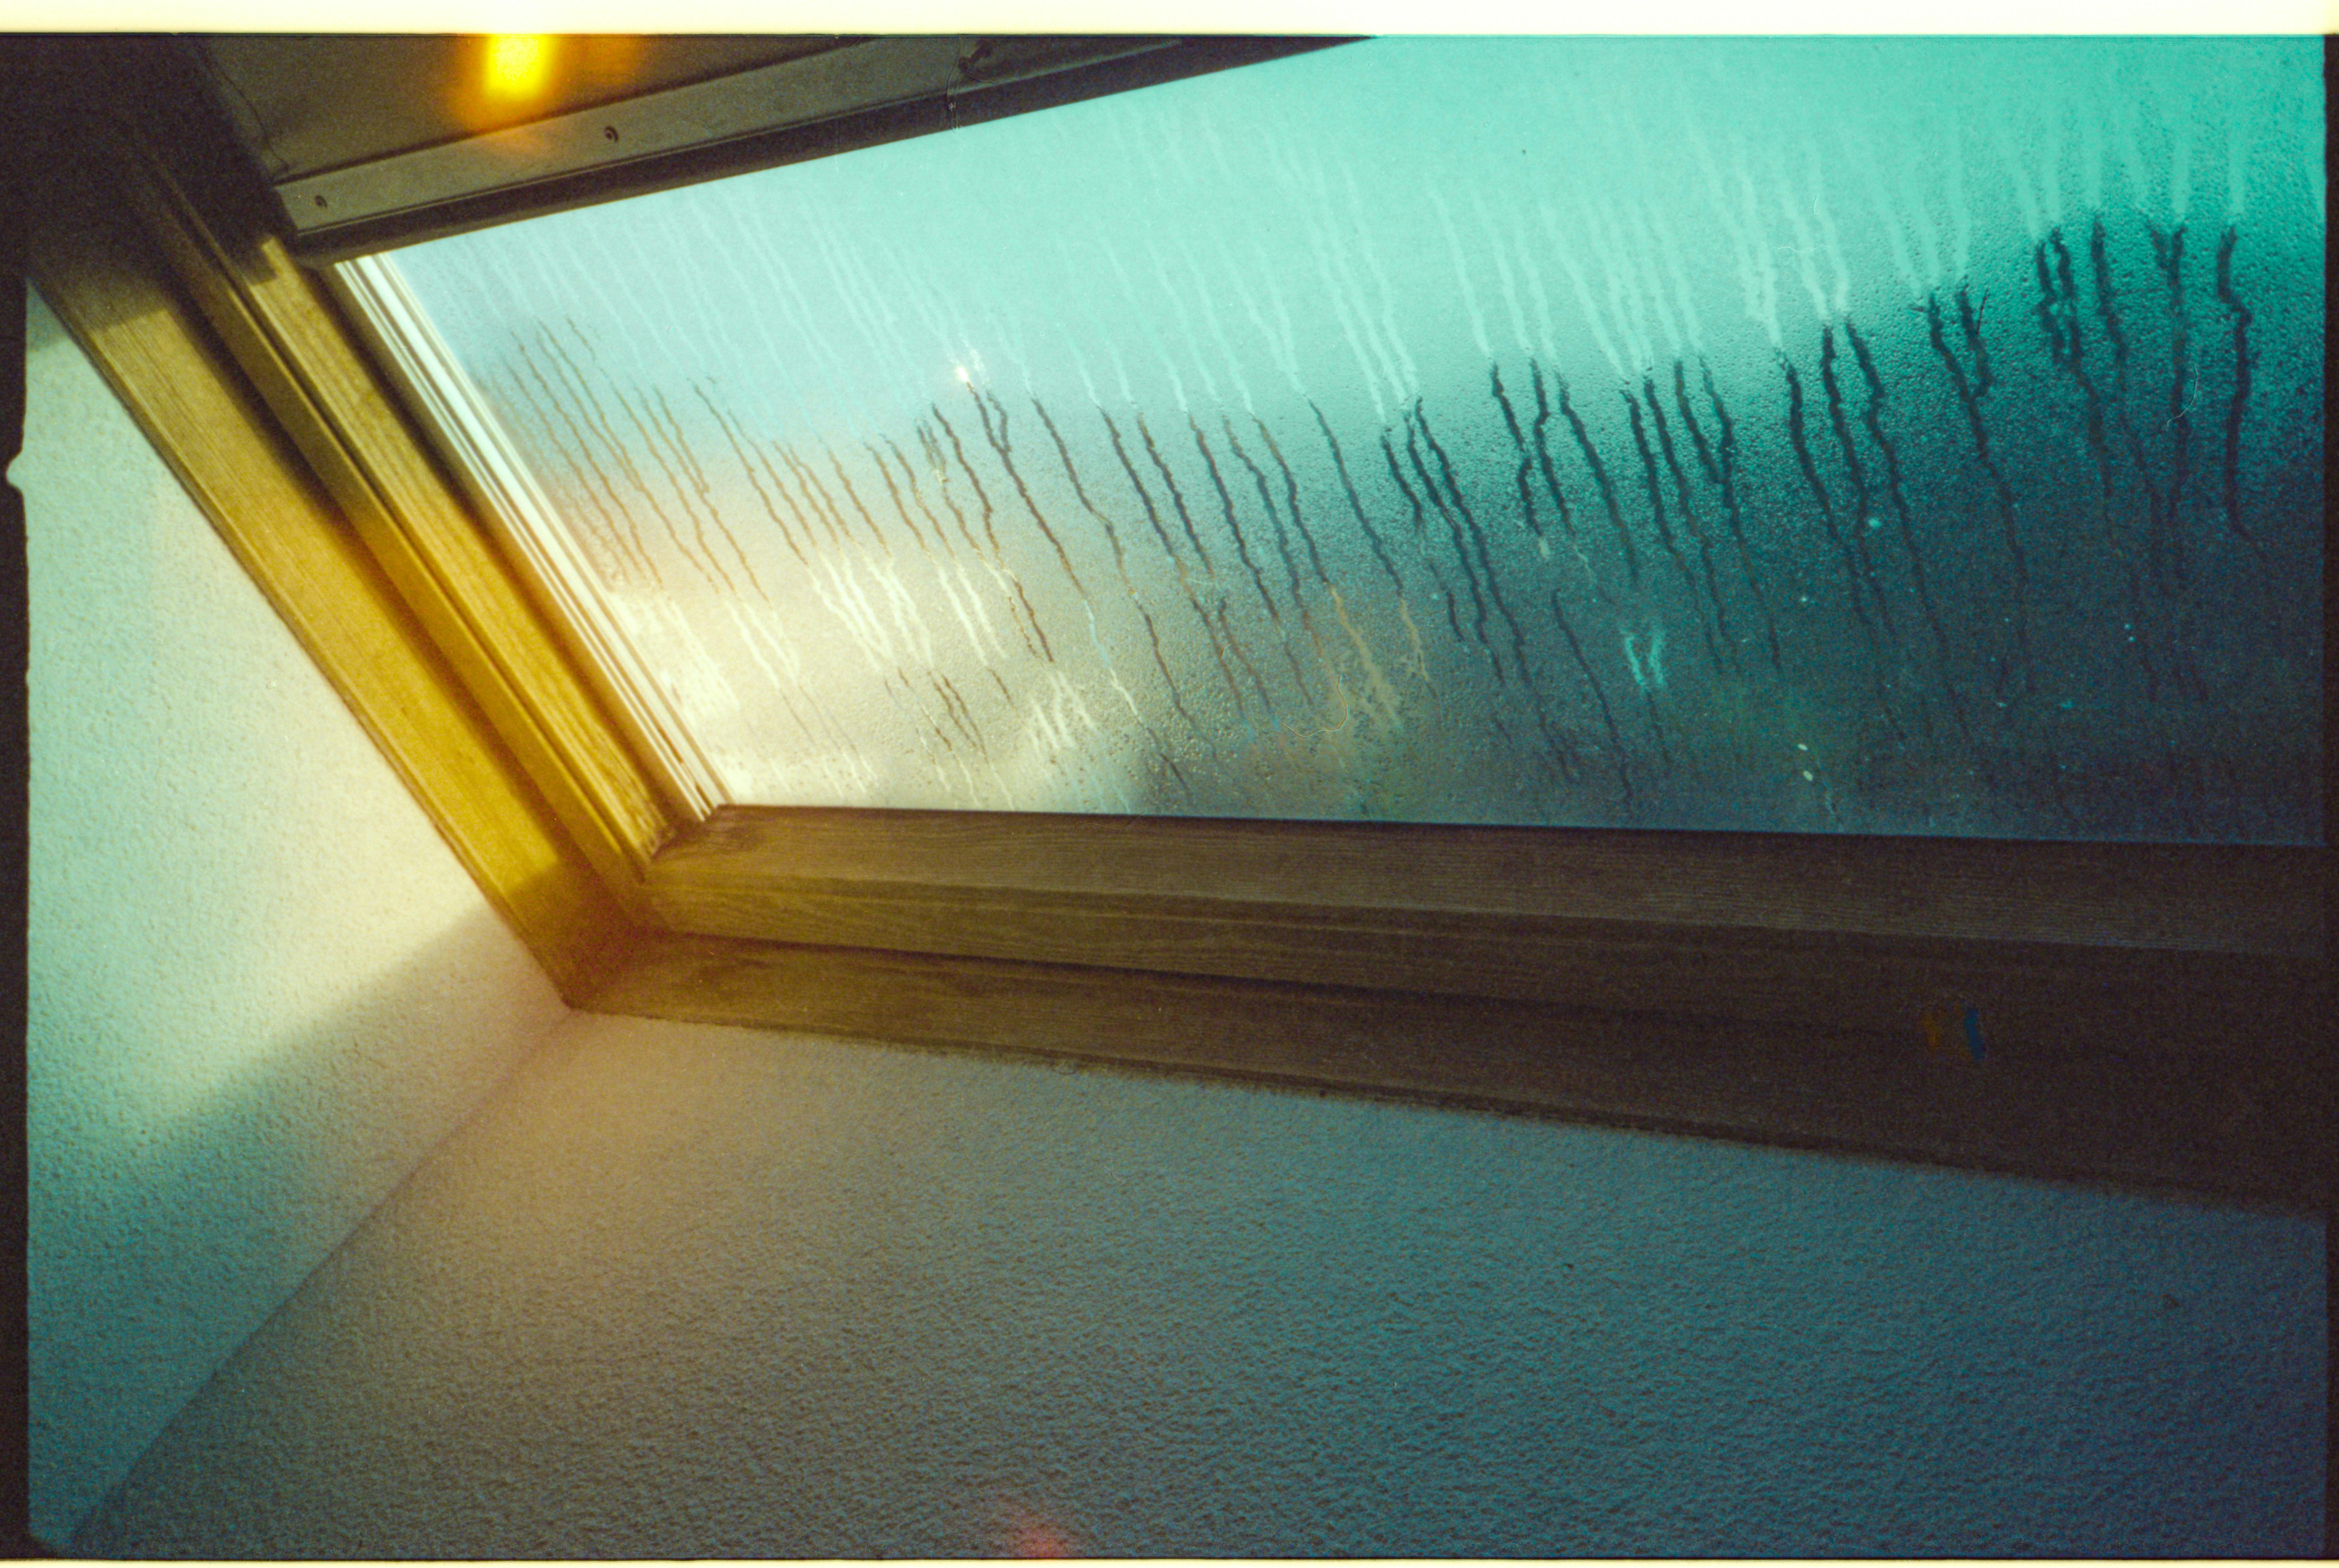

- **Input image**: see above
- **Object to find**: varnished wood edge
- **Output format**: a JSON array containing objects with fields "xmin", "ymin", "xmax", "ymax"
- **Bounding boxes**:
[
  {"xmin": 24, "ymin": 70, "xmax": 642, "ymax": 1001},
  {"xmin": 585, "ymin": 932, "xmax": 2329, "ymax": 1212},
  {"xmin": 78, "ymin": 45, "xmax": 688, "ymax": 911},
  {"xmin": 643, "ymin": 805, "xmax": 2323, "ymax": 1061},
  {"xmin": 658, "ymin": 804, "xmax": 2325, "ymax": 958},
  {"xmin": 641, "ymin": 875, "xmax": 2321, "ymax": 1060}
]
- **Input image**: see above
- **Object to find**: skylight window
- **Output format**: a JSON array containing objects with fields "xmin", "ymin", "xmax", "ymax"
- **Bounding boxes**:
[{"xmin": 340, "ymin": 35, "xmax": 2324, "ymax": 843}]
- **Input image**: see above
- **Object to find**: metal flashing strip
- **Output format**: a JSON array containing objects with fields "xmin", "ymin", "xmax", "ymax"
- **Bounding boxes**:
[
  {"xmin": 268, "ymin": 36, "xmax": 1343, "ymax": 262},
  {"xmin": 277, "ymin": 36, "xmax": 974, "ymax": 242}
]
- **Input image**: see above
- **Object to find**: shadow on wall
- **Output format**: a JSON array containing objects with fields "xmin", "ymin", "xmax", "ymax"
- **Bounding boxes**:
[
  {"xmin": 30, "ymin": 901, "xmax": 557, "ymax": 1549},
  {"xmin": 21, "ymin": 241, "xmax": 567, "ymax": 1549},
  {"xmin": 69, "ymin": 1012, "xmax": 2327, "ymax": 1559}
]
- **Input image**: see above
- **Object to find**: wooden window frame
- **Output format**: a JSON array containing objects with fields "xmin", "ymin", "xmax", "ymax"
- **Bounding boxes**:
[{"xmin": 26, "ymin": 43, "xmax": 2330, "ymax": 1210}]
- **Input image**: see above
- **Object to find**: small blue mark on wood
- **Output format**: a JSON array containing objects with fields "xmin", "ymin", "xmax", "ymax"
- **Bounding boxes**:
[
  {"xmin": 1920, "ymin": 1004, "xmax": 1987, "ymax": 1064},
  {"xmin": 1961, "ymin": 1005, "xmax": 1987, "ymax": 1063}
]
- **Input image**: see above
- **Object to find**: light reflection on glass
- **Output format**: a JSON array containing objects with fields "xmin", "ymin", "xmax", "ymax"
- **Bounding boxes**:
[{"xmin": 381, "ymin": 37, "xmax": 2324, "ymax": 843}]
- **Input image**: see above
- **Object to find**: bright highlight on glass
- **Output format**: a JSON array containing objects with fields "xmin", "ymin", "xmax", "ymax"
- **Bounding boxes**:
[{"xmin": 375, "ymin": 37, "xmax": 2324, "ymax": 843}]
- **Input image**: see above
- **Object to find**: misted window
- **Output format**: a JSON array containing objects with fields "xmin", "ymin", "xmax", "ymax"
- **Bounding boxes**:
[{"xmin": 346, "ymin": 36, "xmax": 2324, "ymax": 842}]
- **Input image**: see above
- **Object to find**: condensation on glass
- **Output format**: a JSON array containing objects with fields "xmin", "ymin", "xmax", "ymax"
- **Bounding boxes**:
[{"xmin": 367, "ymin": 37, "xmax": 2325, "ymax": 842}]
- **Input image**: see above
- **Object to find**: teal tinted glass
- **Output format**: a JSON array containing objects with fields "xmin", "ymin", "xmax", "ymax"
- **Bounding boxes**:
[{"xmin": 382, "ymin": 37, "xmax": 2324, "ymax": 841}]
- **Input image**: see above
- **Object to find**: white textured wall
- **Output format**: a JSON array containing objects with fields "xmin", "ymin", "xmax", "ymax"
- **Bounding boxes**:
[
  {"xmin": 80, "ymin": 1012, "xmax": 2325, "ymax": 1557},
  {"xmin": 20, "ymin": 286, "xmax": 568, "ymax": 1548}
]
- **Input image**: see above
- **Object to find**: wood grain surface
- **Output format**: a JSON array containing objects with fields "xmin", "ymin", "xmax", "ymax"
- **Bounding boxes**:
[
  {"xmin": 647, "ymin": 806, "xmax": 2322, "ymax": 1061},
  {"xmin": 27, "ymin": 97, "xmax": 640, "ymax": 999},
  {"xmin": 654, "ymin": 805, "xmax": 2321, "ymax": 955},
  {"xmin": 79, "ymin": 61, "xmax": 687, "ymax": 915}
]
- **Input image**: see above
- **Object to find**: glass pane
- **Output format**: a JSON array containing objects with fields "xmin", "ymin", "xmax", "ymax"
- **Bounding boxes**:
[{"xmin": 369, "ymin": 36, "xmax": 2324, "ymax": 842}]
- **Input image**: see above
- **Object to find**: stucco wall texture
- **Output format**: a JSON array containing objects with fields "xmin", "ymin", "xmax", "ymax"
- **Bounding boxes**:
[
  {"xmin": 23, "ymin": 284, "xmax": 2327, "ymax": 1557},
  {"xmin": 80, "ymin": 1012, "xmax": 2326, "ymax": 1557},
  {"xmin": 20, "ymin": 286, "xmax": 568, "ymax": 1547}
]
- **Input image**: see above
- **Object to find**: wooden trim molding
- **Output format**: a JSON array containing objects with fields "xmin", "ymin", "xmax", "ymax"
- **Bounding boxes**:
[
  {"xmin": 649, "ymin": 807, "xmax": 2322, "ymax": 957},
  {"xmin": 24, "ymin": 39, "xmax": 2328, "ymax": 1211},
  {"xmin": 24, "ymin": 145, "xmax": 638, "ymax": 997},
  {"xmin": 646, "ymin": 807, "xmax": 2324, "ymax": 1066},
  {"xmin": 68, "ymin": 46, "xmax": 690, "ymax": 912}
]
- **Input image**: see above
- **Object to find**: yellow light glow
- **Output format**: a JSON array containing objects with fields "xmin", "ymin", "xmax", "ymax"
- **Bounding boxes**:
[
  {"xmin": 483, "ymin": 35, "xmax": 555, "ymax": 102},
  {"xmin": 955, "ymin": 366, "xmax": 972, "ymax": 383}
]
